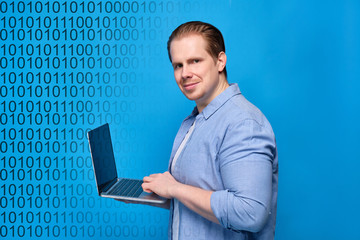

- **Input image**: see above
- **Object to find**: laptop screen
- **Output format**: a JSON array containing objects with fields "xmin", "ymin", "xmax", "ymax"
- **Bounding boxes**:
[{"xmin": 88, "ymin": 123, "xmax": 118, "ymax": 194}]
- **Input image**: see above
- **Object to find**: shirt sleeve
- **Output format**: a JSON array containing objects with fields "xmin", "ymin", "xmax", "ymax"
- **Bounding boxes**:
[{"xmin": 210, "ymin": 119, "xmax": 276, "ymax": 233}]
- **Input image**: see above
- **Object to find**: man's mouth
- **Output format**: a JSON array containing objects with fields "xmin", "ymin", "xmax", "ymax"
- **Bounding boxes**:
[{"xmin": 183, "ymin": 82, "xmax": 199, "ymax": 90}]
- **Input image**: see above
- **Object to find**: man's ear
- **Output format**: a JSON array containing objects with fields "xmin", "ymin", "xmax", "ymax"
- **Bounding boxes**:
[{"xmin": 217, "ymin": 52, "xmax": 227, "ymax": 72}]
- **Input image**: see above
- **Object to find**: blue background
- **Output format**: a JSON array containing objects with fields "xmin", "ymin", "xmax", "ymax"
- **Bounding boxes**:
[
  {"xmin": 148, "ymin": 1, "xmax": 360, "ymax": 238},
  {"xmin": 2, "ymin": 0, "xmax": 360, "ymax": 239}
]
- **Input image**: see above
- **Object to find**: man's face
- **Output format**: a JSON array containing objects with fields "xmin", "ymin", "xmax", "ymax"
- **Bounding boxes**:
[{"xmin": 170, "ymin": 34, "xmax": 226, "ymax": 109}]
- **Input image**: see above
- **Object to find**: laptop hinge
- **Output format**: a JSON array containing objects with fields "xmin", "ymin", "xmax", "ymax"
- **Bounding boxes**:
[{"xmin": 100, "ymin": 178, "xmax": 118, "ymax": 193}]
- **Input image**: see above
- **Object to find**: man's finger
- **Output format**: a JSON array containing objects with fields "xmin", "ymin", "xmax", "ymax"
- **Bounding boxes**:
[
  {"xmin": 142, "ymin": 183, "xmax": 153, "ymax": 193},
  {"xmin": 143, "ymin": 176, "xmax": 151, "ymax": 182}
]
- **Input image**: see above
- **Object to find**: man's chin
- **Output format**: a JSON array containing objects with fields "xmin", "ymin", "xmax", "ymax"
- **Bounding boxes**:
[
  {"xmin": 181, "ymin": 89, "xmax": 204, "ymax": 102},
  {"xmin": 183, "ymin": 94, "xmax": 200, "ymax": 101}
]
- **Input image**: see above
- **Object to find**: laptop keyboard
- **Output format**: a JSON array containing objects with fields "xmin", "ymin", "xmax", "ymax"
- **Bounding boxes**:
[{"xmin": 108, "ymin": 179, "xmax": 144, "ymax": 197}]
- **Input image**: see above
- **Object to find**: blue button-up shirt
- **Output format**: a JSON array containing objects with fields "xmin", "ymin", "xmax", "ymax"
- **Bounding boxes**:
[{"xmin": 168, "ymin": 83, "xmax": 278, "ymax": 240}]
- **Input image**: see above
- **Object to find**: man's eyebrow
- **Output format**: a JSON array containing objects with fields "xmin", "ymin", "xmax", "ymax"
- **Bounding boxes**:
[
  {"xmin": 171, "ymin": 61, "xmax": 181, "ymax": 66},
  {"xmin": 187, "ymin": 57, "xmax": 202, "ymax": 62}
]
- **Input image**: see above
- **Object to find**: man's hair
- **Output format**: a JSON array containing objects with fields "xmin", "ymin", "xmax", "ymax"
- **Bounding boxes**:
[{"xmin": 167, "ymin": 21, "xmax": 227, "ymax": 78}]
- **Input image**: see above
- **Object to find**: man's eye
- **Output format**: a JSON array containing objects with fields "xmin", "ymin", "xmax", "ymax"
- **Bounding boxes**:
[
  {"xmin": 174, "ymin": 64, "xmax": 182, "ymax": 69},
  {"xmin": 193, "ymin": 59, "xmax": 199, "ymax": 63}
]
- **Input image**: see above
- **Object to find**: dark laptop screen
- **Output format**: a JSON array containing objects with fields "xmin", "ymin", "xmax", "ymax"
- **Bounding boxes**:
[{"xmin": 88, "ymin": 123, "xmax": 118, "ymax": 194}]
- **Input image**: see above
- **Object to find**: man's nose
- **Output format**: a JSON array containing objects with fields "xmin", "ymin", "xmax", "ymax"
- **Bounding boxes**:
[{"xmin": 181, "ymin": 65, "xmax": 193, "ymax": 79}]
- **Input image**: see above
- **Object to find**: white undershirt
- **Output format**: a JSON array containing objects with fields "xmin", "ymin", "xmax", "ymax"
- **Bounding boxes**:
[{"xmin": 170, "ymin": 120, "xmax": 196, "ymax": 240}]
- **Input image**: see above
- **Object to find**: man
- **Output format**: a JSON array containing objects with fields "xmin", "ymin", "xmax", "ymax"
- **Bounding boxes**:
[{"xmin": 142, "ymin": 21, "xmax": 278, "ymax": 240}]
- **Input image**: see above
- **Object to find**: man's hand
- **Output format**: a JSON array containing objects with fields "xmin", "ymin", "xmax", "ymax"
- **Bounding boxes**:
[
  {"xmin": 142, "ymin": 171, "xmax": 180, "ymax": 199},
  {"xmin": 143, "ymin": 171, "xmax": 218, "ymax": 223}
]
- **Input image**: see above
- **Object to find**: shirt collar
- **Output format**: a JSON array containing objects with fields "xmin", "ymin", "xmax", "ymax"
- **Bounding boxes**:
[
  {"xmin": 201, "ymin": 83, "xmax": 241, "ymax": 120},
  {"xmin": 184, "ymin": 106, "xmax": 199, "ymax": 121}
]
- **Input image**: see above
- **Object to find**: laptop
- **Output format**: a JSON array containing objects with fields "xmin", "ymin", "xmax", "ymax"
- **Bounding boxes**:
[{"xmin": 87, "ymin": 123, "xmax": 166, "ymax": 204}]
